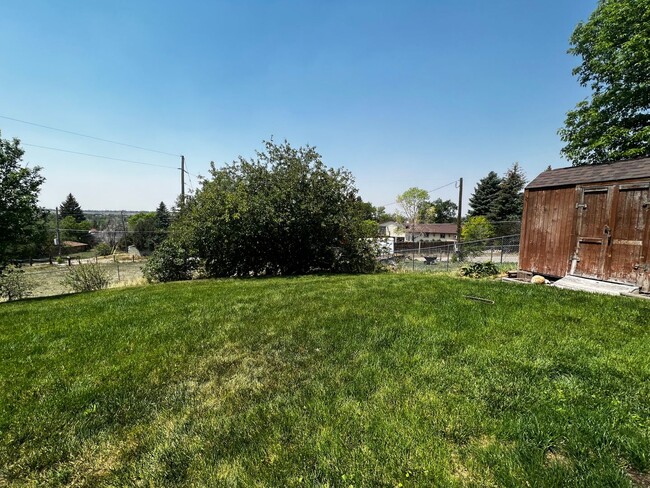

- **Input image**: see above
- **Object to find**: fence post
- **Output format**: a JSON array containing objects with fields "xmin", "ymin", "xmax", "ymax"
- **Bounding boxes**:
[
  {"xmin": 446, "ymin": 245, "xmax": 450, "ymax": 271},
  {"xmin": 500, "ymin": 236, "xmax": 504, "ymax": 264},
  {"xmin": 412, "ymin": 249, "xmax": 415, "ymax": 272}
]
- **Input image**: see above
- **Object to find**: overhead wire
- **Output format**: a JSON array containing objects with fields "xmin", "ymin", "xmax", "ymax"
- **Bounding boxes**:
[
  {"xmin": 380, "ymin": 179, "xmax": 459, "ymax": 208},
  {"xmin": 0, "ymin": 114, "xmax": 180, "ymax": 157},
  {"xmin": 22, "ymin": 143, "xmax": 178, "ymax": 170}
]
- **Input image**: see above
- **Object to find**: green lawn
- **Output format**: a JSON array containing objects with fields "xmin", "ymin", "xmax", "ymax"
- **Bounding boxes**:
[{"xmin": 1, "ymin": 275, "xmax": 649, "ymax": 486}]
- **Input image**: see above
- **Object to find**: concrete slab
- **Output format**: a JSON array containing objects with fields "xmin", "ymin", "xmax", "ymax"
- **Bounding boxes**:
[{"xmin": 552, "ymin": 275, "xmax": 639, "ymax": 296}]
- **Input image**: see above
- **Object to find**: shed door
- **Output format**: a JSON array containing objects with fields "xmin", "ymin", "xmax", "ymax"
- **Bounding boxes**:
[
  {"xmin": 572, "ymin": 187, "xmax": 610, "ymax": 279},
  {"xmin": 571, "ymin": 183, "xmax": 649, "ymax": 286},
  {"xmin": 605, "ymin": 184, "xmax": 649, "ymax": 285}
]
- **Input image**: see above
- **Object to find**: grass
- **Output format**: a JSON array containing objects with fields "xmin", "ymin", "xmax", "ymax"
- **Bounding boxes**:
[{"xmin": 0, "ymin": 274, "xmax": 649, "ymax": 486}]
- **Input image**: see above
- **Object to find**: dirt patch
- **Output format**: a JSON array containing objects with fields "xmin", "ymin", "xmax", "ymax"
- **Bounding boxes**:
[
  {"xmin": 627, "ymin": 466, "xmax": 650, "ymax": 487},
  {"xmin": 544, "ymin": 448, "xmax": 570, "ymax": 467}
]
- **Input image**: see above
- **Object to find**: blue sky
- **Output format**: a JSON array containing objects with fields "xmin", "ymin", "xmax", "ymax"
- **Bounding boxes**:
[{"xmin": 1, "ymin": 0, "xmax": 597, "ymax": 212}]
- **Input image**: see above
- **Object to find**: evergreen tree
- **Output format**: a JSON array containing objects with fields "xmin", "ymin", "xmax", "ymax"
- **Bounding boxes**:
[
  {"xmin": 491, "ymin": 163, "xmax": 526, "ymax": 235},
  {"xmin": 468, "ymin": 171, "xmax": 502, "ymax": 219},
  {"xmin": 59, "ymin": 193, "xmax": 86, "ymax": 223},
  {"xmin": 154, "ymin": 201, "xmax": 171, "ymax": 229}
]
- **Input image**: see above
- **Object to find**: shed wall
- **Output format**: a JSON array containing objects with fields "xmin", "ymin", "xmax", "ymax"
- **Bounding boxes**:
[{"xmin": 519, "ymin": 187, "xmax": 576, "ymax": 278}]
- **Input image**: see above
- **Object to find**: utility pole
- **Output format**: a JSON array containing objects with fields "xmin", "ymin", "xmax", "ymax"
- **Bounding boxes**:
[
  {"xmin": 456, "ymin": 177, "xmax": 463, "ymax": 242},
  {"xmin": 180, "ymin": 155, "xmax": 185, "ymax": 206},
  {"xmin": 55, "ymin": 206, "xmax": 62, "ymax": 256},
  {"xmin": 120, "ymin": 211, "xmax": 127, "ymax": 250}
]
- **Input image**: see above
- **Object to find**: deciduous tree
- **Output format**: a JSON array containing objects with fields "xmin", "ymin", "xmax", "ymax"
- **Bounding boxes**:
[
  {"xmin": 461, "ymin": 216, "xmax": 495, "ymax": 242},
  {"xmin": 128, "ymin": 212, "xmax": 157, "ymax": 252},
  {"xmin": 559, "ymin": 0, "xmax": 650, "ymax": 165},
  {"xmin": 396, "ymin": 187, "xmax": 428, "ymax": 225},
  {"xmin": 418, "ymin": 198, "xmax": 458, "ymax": 223},
  {"xmin": 0, "ymin": 134, "xmax": 47, "ymax": 266}
]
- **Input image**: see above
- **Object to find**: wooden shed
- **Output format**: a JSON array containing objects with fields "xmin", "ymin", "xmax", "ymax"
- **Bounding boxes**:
[{"xmin": 519, "ymin": 157, "xmax": 650, "ymax": 292}]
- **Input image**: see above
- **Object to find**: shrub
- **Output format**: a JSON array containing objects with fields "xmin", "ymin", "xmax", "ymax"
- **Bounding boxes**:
[
  {"xmin": 95, "ymin": 242, "xmax": 112, "ymax": 256},
  {"xmin": 172, "ymin": 140, "xmax": 378, "ymax": 278},
  {"xmin": 63, "ymin": 263, "xmax": 110, "ymax": 292},
  {"xmin": 0, "ymin": 265, "xmax": 33, "ymax": 301},
  {"xmin": 460, "ymin": 261, "xmax": 499, "ymax": 279},
  {"xmin": 142, "ymin": 240, "xmax": 198, "ymax": 283}
]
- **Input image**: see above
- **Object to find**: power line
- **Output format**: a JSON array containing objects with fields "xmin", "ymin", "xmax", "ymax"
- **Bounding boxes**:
[
  {"xmin": 380, "ymin": 180, "xmax": 459, "ymax": 208},
  {"xmin": 22, "ymin": 143, "xmax": 178, "ymax": 170},
  {"xmin": 0, "ymin": 114, "xmax": 180, "ymax": 157}
]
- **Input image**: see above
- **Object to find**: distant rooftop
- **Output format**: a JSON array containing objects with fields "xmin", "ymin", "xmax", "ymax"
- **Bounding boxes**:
[{"xmin": 405, "ymin": 223, "xmax": 457, "ymax": 234}]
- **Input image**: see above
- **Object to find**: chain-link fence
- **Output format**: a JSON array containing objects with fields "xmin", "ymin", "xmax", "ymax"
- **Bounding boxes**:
[
  {"xmin": 379, "ymin": 234, "xmax": 520, "ymax": 273},
  {"xmin": 8, "ymin": 257, "xmax": 146, "ymax": 299}
]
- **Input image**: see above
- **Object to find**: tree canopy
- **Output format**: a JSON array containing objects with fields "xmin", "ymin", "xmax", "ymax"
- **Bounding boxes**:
[
  {"xmin": 128, "ymin": 212, "xmax": 157, "ymax": 252},
  {"xmin": 462, "ymin": 216, "xmax": 495, "ymax": 242},
  {"xmin": 559, "ymin": 0, "xmax": 650, "ymax": 165},
  {"xmin": 0, "ymin": 134, "xmax": 47, "ymax": 265},
  {"xmin": 396, "ymin": 187, "xmax": 429, "ymax": 224},
  {"xmin": 417, "ymin": 198, "xmax": 458, "ymax": 224},
  {"xmin": 59, "ymin": 193, "xmax": 86, "ymax": 223},
  {"xmin": 149, "ymin": 140, "xmax": 378, "ymax": 280}
]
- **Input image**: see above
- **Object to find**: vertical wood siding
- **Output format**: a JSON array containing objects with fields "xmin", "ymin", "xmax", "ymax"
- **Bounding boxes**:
[
  {"xmin": 519, "ymin": 187, "xmax": 576, "ymax": 277},
  {"xmin": 607, "ymin": 186, "xmax": 646, "ymax": 284}
]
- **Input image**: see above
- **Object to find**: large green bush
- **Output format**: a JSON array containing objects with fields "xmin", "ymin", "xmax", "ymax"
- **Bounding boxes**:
[{"xmin": 166, "ymin": 140, "xmax": 378, "ymax": 278}]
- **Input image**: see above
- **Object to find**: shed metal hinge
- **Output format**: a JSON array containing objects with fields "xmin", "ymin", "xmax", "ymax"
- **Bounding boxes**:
[
  {"xmin": 643, "ymin": 200, "xmax": 649, "ymax": 208},
  {"xmin": 576, "ymin": 203, "xmax": 587, "ymax": 209}
]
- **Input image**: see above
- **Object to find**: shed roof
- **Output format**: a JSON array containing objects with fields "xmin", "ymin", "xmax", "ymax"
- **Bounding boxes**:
[{"xmin": 527, "ymin": 157, "xmax": 650, "ymax": 190}]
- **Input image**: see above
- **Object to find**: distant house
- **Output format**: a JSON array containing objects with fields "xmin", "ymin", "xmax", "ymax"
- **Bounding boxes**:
[
  {"xmin": 404, "ymin": 223, "xmax": 458, "ymax": 242},
  {"xmin": 378, "ymin": 221, "xmax": 405, "ymax": 242}
]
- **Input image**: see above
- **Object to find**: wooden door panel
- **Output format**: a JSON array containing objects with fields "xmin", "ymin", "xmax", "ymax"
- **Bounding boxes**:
[
  {"xmin": 581, "ymin": 191, "xmax": 609, "ymax": 236},
  {"xmin": 574, "ymin": 239, "xmax": 606, "ymax": 278},
  {"xmin": 573, "ymin": 188, "xmax": 609, "ymax": 279},
  {"xmin": 607, "ymin": 185, "xmax": 648, "ymax": 284}
]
